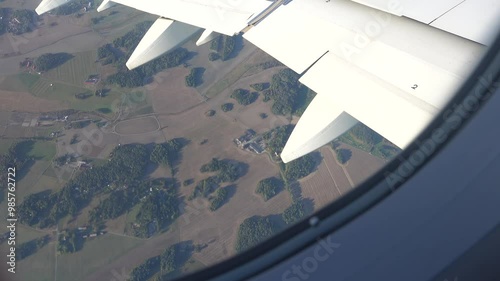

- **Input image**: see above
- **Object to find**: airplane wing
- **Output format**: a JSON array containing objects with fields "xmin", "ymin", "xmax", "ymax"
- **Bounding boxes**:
[
  {"xmin": 35, "ymin": 0, "xmax": 272, "ymax": 68},
  {"xmin": 243, "ymin": 0, "xmax": 498, "ymax": 162},
  {"xmin": 36, "ymin": 0, "xmax": 271, "ymax": 36},
  {"xmin": 34, "ymin": 0, "xmax": 500, "ymax": 163}
]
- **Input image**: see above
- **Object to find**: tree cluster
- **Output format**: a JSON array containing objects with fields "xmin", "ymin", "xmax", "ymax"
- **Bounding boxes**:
[
  {"xmin": 284, "ymin": 154, "xmax": 316, "ymax": 182},
  {"xmin": 90, "ymin": 16, "xmax": 105, "ymax": 24},
  {"xmin": 113, "ymin": 21, "xmax": 153, "ymax": 52},
  {"xmin": 107, "ymin": 47, "xmax": 189, "ymax": 88},
  {"xmin": 53, "ymin": 153, "xmax": 76, "ymax": 166},
  {"xmin": 263, "ymin": 68, "xmax": 316, "ymax": 116},
  {"xmin": 255, "ymin": 58, "xmax": 283, "ymax": 71},
  {"xmin": 335, "ymin": 148, "xmax": 352, "ymax": 164},
  {"xmin": 220, "ymin": 103, "xmax": 233, "ymax": 112},
  {"xmin": 184, "ymin": 67, "xmax": 204, "ymax": 87},
  {"xmin": 0, "ymin": 9, "xmax": 6, "ymax": 35},
  {"xmin": 18, "ymin": 190, "xmax": 55, "ymax": 226},
  {"xmin": 347, "ymin": 123, "xmax": 383, "ymax": 146},
  {"xmin": 6, "ymin": 9, "xmax": 35, "ymax": 35},
  {"xmin": 199, "ymin": 158, "xmax": 240, "ymax": 182},
  {"xmin": 134, "ymin": 188, "xmax": 179, "ymax": 238},
  {"xmin": 70, "ymin": 120, "xmax": 91, "ymax": 129},
  {"xmin": 191, "ymin": 158, "xmax": 241, "ymax": 199},
  {"xmin": 209, "ymin": 35, "xmax": 238, "ymax": 61},
  {"xmin": 190, "ymin": 177, "xmax": 218, "ymax": 199},
  {"xmin": 249, "ymin": 82, "xmax": 269, "ymax": 92},
  {"xmin": 337, "ymin": 123, "xmax": 400, "ymax": 159},
  {"xmin": 208, "ymin": 52, "xmax": 220, "ymax": 61},
  {"xmin": 17, "ymin": 235, "xmax": 50, "ymax": 260},
  {"xmin": 18, "ymin": 144, "xmax": 150, "ymax": 228},
  {"xmin": 130, "ymin": 256, "xmax": 160, "ymax": 281},
  {"xmin": 0, "ymin": 140, "xmax": 34, "ymax": 185},
  {"xmin": 205, "ymin": 110, "xmax": 216, "ymax": 117},
  {"xmin": 150, "ymin": 138, "xmax": 185, "ymax": 175},
  {"xmin": 235, "ymin": 216, "xmax": 276, "ymax": 253},
  {"xmin": 262, "ymin": 125, "xmax": 294, "ymax": 156},
  {"xmin": 230, "ymin": 89, "xmax": 258, "ymax": 106},
  {"xmin": 97, "ymin": 44, "xmax": 120, "ymax": 65},
  {"xmin": 282, "ymin": 201, "xmax": 305, "ymax": 225},
  {"xmin": 209, "ymin": 187, "xmax": 228, "ymax": 211},
  {"xmin": 256, "ymin": 177, "xmax": 283, "ymax": 201},
  {"xmin": 57, "ymin": 229, "xmax": 84, "ymax": 254},
  {"xmin": 105, "ymin": 22, "xmax": 189, "ymax": 88},
  {"xmin": 75, "ymin": 92, "xmax": 92, "ymax": 99},
  {"xmin": 89, "ymin": 179, "xmax": 171, "ymax": 224},
  {"xmin": 35, "ymin": 53, "xmax": 73, "ymax": 72},
  {"xmin": 129, "ymin": 242, "xmax": 191, "ymax": 281},
  {"xmin": 54, "ymin": 0, "xmax": 92, "ymax": 15},
  {"xmin": 160, "ymin": 245, "xmax": 177, "ymax": 274}
]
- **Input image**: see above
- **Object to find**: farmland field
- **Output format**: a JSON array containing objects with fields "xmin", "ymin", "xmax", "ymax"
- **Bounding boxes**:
[
  {"xmin": 56, "ymin": 234, "xmax": 144, "ymax": 281},
  {"xmin": 44, "ymin": 51, "xmax": 98, "ymax": 86}
]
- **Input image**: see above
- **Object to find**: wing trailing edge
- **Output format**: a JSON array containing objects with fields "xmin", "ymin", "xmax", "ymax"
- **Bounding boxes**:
[
  {"xmin": 196, "ymin": 30, "xmax": 220, "ymax": 46},
  {"xmin": 281, "ymin": 94, "xmax": 358, "ymax": 163},
  {"xmin": 126, "ymin": 17, "xmax": 201, "ymax": 70},
  {"xmin": 35, "ymin": 0, "xmax": 73, "ymax": 15},
  {"xmin": 97, "ymin": 0, "xmax": 115, "ymax": 12}
]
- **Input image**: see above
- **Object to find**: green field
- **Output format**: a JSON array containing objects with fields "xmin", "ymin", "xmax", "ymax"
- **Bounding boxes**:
[
  {"xmin": 34, "ymin": 123, "xmax": 65, "ymax": 138},
  {"xmin": 0, "ymin": 138, "xmax": 14, "ymax": 154},
  {"xmin": 11, "ymin": 140, "xmax": 56, "ymax": 161},
  {"xmin": 128, "ymin": 105, "xmax": 155, "ymax": 118},
  {"xmin": 14, "ymin": 240, "xmax": 56, "ymax": 281},
  {"xmin": 0, "ymin": 73, "xmax": 41, "ymax": 92},
  {"xmin": 17, "ymin": 160, "xmax": 53, "ymax": 200},
  {"xmin": 44, "ymin": 50, "xmax": 98, "ymax": 86},
  {"xmin": 339, "ymin": 133, "xmax": 400, "ymax": 160},
  {"xmin": 123, "ymin": 203, "xmax": 143, "ymax": 235},
  {"xmin": 0, "ymin": 50, "xmax": 135, "ymax": 116},
  {"xmin": 15, "ymin": 224, "xmax": 51, "ymax": 244},
  {"xmin": 205, "ymin": 64, "xmax": 252, "ymax": 98},
  {"xmin": 27, "ymin": 140, "xmax": 56, "ymax": 161},
  {"xmin": 32, "ymin": 174, "xmax": 65, "ymax": 193},
  {"xmin": 56, "ymin": 234, "xmax": 144, "ymax": 281},
  {"xmin": 181, "ymin": 257, "xmax": 206, "ymax": 275},
  {"xmin": 43, "ymin": 164, "xmax": 73, "ymax": 182},
  {"xmin": 91, "ymin": 7, "xmax": 155, "ymax": 37}
]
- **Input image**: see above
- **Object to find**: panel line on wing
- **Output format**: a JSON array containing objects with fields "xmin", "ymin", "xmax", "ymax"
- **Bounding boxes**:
[{"xmin": 427, "ymin": 0, "xmax": 466, "ymax": 25}]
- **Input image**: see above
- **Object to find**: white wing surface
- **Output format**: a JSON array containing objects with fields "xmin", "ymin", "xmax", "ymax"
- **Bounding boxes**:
[
  {"xmin": 35, "ymin": 0, "xmax": 499, "ymax": 163},
  {"xmin": 35, "ymin": 0, "xmax": 271, "ymax": 68},
  {"xmin": 244, "ymin": 0, "xmax": 495, "ymax": 162}
]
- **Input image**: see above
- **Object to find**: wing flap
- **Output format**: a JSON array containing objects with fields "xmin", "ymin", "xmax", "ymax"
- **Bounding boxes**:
[
  {"xmin": 110, "ymin": 0, "xmax": 271, "ymax": 36},
  {"xmin": 126, "ymin": 17, "xmax": 201, "ymax": 70},
  {"xmin": 97, "ymin": 0, "xmax": 115, "ymax": 12},
  {"xmin": 300, "ymin": 51, "xmax": 437, "ymax": 150},
  {"xmin": 281, "ymin": 94, "xmax": 358, "ymax": 163},
  {"xmin": 196, "ymin": 30, "xmax": 220, "ymax": 46},
  {"xmin": 35, "ymin": 0, "xmax": 73, "ymax": 15}
]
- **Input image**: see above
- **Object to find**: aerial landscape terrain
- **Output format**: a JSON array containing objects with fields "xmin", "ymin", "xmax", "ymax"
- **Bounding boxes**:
[{"xmin": 0, "ymin": 0, "xmax": 399, "ymax": 280}]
